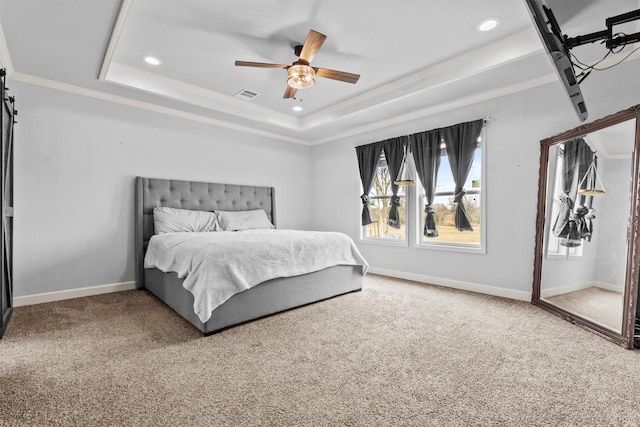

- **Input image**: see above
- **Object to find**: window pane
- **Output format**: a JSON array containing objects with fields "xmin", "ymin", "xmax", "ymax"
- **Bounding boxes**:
[
  {"xmin": 437, "ymin": 148, "xmax": 482, "ymax": 193},
  {"xmin": 436, "ymin": 156, "xmax": 455, "ymax": 193},
  {"xmin": 416, "ymin": 147, "xmax": 482, "ymax": 246},
  {"xmin": 418, "ymin": 194, "xmax": 480, "ymax": 245},
  {"xmin": 365, "ymin": 196, "xmax": 406, "ymax": 239},
  {"xmin": 363, "ymin": 152, "xmax": 406, "ymax": 241}
]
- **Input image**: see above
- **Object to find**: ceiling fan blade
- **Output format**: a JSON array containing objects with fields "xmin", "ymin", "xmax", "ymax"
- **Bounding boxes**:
[
  {"xmin": 314, "ymin": 68, "xmax": 360, "ymax": 84},
  {"xmin": 283, "ymin": 86, "xmax": 297, "ymax": 99},
  {"xmin": 298, "ymin": 30, "xmax": 327, "ymax": 63},
  {"xmin": 235, "ymin": 61, "xmax": 289, "ymax": 69}
]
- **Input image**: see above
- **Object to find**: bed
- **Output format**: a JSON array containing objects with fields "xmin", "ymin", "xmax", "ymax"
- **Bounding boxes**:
[{"xmin": 135, "ymin": 177, "xmax": 366, "ymax": 335}]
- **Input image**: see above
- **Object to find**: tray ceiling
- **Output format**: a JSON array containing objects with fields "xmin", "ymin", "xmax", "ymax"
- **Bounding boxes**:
[{"xmin": 1, "ymin": 0, "xmax": 638, "ymax": 145}]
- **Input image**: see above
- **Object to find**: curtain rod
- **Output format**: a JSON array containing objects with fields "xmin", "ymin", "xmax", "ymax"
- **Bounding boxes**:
[{"xmin": 356, "ymin": 116, "xmax": 492, "ymax": 148}]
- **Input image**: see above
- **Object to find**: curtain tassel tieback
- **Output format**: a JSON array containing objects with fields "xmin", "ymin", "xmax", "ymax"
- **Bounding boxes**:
[
  {"xmin": 360, "ymin": 194, "xmax": 370, "ymax": 205},
  {"xmin": 583, "ymin": 207, "xmax": 596, "ymax": 242},
  {"xmin": 561, "ymin": 206, "xmax": 590, "ymax": 247},
  {"xmin": 390, "ymin": 195, "xmax": 401, "ymax": 207},
  {"xmin": 453, "ymin": 189, "xmax": 466, "ymax": 203},
  {"xmin": 573, "ymin": 205, "xmax": 591, "ymax": 240},
  {"xmin": 424, "ymin": 204, "xmax": 438, "ymax": 237}
]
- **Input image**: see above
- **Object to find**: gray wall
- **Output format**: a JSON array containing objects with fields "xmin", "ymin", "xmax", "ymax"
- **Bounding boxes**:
[{"xmin": 12, "ymin": 82, "xmax": 313, "ymax": 297}]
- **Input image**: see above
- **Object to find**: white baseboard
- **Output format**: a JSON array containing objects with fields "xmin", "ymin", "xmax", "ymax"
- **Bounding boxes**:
[
  {"xmin": 367, "ymin": 267, "xmax": 531, "ymax": 301},
  {"xmin": 11, "ymin": 273, "xmax": 621, "ymax": 308},
  {"xmin": 593, "ymin": 281, "xmax": 624, "ymax": 293},
  {"xmin": 540, "ymin": 281, "xmax": 594, "ymax": 299},
  {"xmin": 540, "ymin": 281, "xmax": 623, "ymax": 299},
  {"xmin": 14, "ymin": 281, "xmax": 137, "ymax": 307}
]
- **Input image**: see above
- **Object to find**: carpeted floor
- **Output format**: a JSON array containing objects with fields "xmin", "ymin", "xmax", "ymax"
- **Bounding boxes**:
[
  {"xmin": 545, "ymin": 286, "xmax": 623, "ymax": 332},
  {"xmin": 2, "ymin": 274, "xmax": 640, "ymax": 426}
]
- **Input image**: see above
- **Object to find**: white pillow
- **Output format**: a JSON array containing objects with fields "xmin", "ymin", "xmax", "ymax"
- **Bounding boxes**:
[
  {"xmin": 153, "ymin": 206, "xmax": 219, "ymax": 234},
  {"xmin": 216, "ymin": 209, "xmax": 274, "ymax": 231}
]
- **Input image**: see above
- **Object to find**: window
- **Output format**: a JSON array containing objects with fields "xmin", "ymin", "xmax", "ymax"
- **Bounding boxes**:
[
  {"xmin": 362, "ymin": 153, "xmax": 407, "ymax": 242},
  {"xmin": 358, "ymin": 120, "xmax": 485, "ymax": 253},
  {"xmin": 415, "ymin": 143, "xmax": 483, "ymax": 249}
]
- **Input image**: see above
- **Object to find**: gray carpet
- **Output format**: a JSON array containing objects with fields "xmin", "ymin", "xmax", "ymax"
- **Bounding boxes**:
[
  {"xmin": 2, "ymin": 274, "xmax": 640, "ymax": 426},
  {"xmin": 546, "ymin": 286, "xmax": 623, "ymax": 332}
]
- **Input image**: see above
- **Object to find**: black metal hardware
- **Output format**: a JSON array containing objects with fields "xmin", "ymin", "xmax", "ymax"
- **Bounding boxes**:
[{"xmin": 564, "ymin": 9, "xmax": 640, "ymax": 50}]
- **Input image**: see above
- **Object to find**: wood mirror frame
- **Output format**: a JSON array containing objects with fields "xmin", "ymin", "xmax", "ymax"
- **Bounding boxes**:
[{"xmin": 532, "ymin": 104, "xmax": 640, "ymax": 349}]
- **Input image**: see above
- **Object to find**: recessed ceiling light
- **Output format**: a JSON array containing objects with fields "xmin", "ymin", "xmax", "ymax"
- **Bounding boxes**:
[
  {"xmin": 292, "ymin": 105, "xmax": 303, "ymax": 112},
  {"xmin": 477, "ymin": 17, "xmax": 500, "ymax": 32},
  {"xmin": 142, "ymin": 55, "xmax": 162, "ymax": 66}
]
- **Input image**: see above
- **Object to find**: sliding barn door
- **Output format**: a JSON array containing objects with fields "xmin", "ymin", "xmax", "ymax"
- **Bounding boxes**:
[{"xmin": 0, "ymin": 69, "xmax": 15, "ymax": 339}]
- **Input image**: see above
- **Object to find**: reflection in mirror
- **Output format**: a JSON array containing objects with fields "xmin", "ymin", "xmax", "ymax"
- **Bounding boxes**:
[
  {"xmin": 540, "ymin": 119, "xmax": 634, "ymax": 334},
  {"xmin": 532, "ymin": 104, "xmax": 640, "ymax": 349}
]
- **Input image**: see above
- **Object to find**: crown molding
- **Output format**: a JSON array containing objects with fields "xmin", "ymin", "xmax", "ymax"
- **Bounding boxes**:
[
  {"xmin": 99, "ymin": 0, "xmax": 135, "ymax": 81},
  {"xmin": 104, "ymin": 62, "xmax": 301, "ymax": 131},
  {"xmin": 10, "ymin": 71, "xmax": 311, "ymax": 146},
  {"xmin": 311, "ymin": 73, "xmax": 558, "ymax": 145},
  {"xmin": 8, "ymin": 70, "xmax": 559, "ymax": 147},
  {"xmin": 300, "ymin": 28, "xmax": 543, "ymax": 131}
]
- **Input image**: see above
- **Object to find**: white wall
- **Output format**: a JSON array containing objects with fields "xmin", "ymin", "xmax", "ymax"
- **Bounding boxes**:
[
  {"xmin": 310, "ymin": 59, "xmax": 640, "ymax": 297},
  {"xmin": 11, "ymin": 82, "xmax": 313, "ymax": 297}
]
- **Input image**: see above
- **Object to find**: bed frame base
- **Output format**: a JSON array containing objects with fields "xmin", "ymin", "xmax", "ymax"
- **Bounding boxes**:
[
  {"xmin": 202, "ymin": 288, "xmax": 363, "ymax": 336},
  {"xmin": 145, "ymin": 265, "xmax": 363, "ymax": 335}
]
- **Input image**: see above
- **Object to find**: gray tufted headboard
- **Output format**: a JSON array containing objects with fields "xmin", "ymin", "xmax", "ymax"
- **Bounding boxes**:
[{"xmin": 134, "ymin": 176, "xmax": 276, "ymax": 289}]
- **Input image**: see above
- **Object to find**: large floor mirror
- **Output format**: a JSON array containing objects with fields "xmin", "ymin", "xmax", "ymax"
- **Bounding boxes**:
[{"xmin": 532, "ymin": 104, "xmax": 640, "ymax": 349}]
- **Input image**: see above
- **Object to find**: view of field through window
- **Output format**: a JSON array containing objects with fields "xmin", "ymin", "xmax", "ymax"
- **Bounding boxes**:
[
  {"xmin": 364, "ymin": 148, "xmax": 481, "ymax": 246},
  {"xmin": 365, "ymin": 153, "xmax": 406, "ymax": 240}
]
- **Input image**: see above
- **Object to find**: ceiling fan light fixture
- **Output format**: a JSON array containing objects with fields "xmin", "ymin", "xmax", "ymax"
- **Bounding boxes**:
[
  {"xmin": 287, "ymin": 64, "xmax": 315, "ymax": 89},
  {"xmin": 235, "ymin": 29, "xmax": 359, "ymax": 98}
]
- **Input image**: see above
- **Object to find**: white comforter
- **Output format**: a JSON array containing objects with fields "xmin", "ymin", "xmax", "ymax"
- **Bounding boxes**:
[{"xmin": 144, "ymin": 229, "xmax": 368, "ymax": 323}]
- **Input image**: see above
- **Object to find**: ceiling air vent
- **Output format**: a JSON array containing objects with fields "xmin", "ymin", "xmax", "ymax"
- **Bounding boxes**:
[{"xmin": 234, "ymin": 89, "xmax": 260, "ymax": 100}]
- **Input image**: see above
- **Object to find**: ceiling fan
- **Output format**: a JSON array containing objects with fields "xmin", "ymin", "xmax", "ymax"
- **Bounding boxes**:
[{"xmin": 235, "ymin": 29, "xmax": 360, "ymax": 99}]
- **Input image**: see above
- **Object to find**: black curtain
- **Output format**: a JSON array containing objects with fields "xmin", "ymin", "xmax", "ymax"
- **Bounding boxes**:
[
  {"xmin": 383, "ymin": 137, "xmax": 406, "ymax": 229},
  {"xmin": 552, "ymin": 137, "xmax": 594, "ymax": 245},
  {"xmin": 553, "ymin": 138, "xmax": 579, "ymax": 237},
  {"xmin": 355, "ymin": 142, "xmax": 384, "ymax": 226},
  {"xmin": 569, "ymin": 139, "xmax": 594, "ymax": 245},
  {"xmin": 411, "ymin": 130, "xmax": 441, "ymax": 237},
  {"xmin": 441, "ymin": 120, "xmax": 483, "ymax": 231}
]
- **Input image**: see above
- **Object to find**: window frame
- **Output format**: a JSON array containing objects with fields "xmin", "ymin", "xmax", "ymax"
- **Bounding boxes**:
[{"xmin": 412, "ymin": 133, "xmax": 486, "ymax": 254}]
